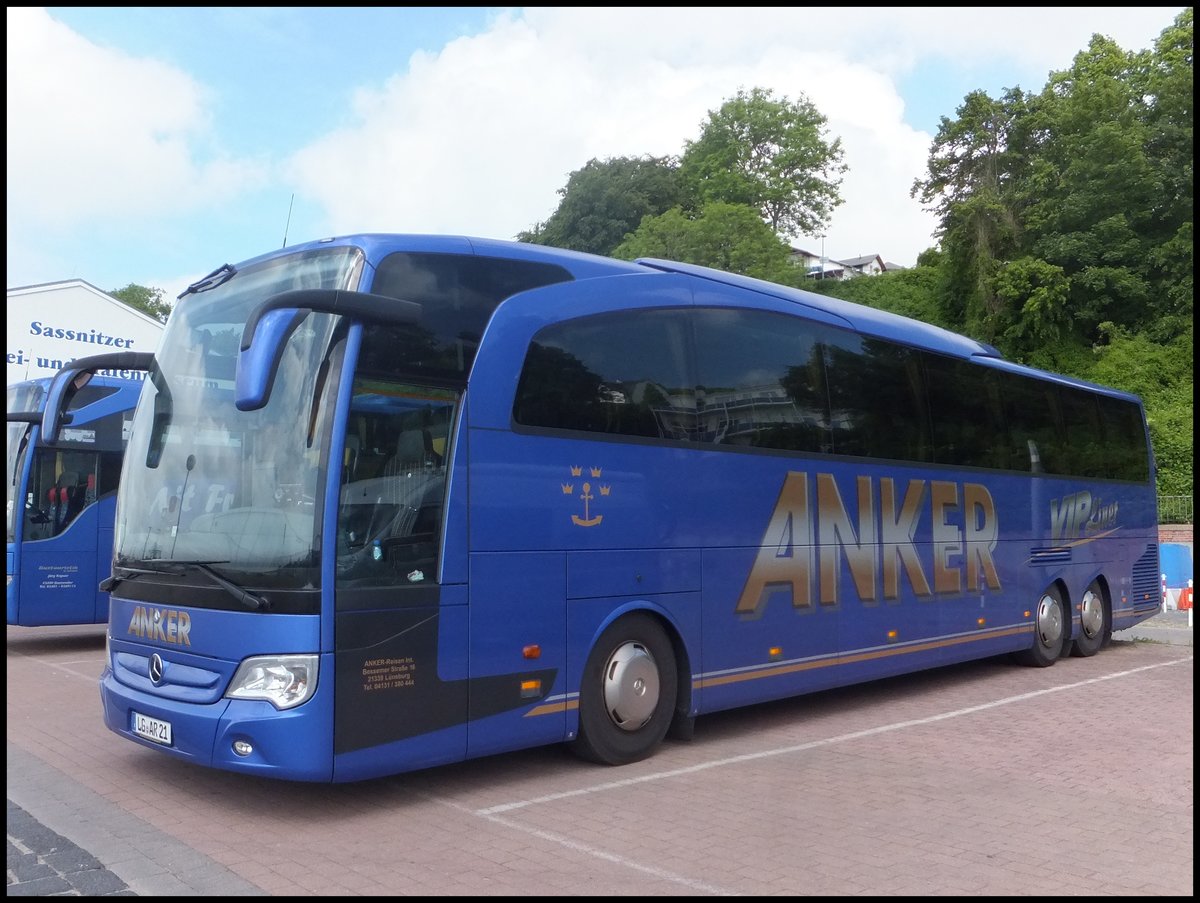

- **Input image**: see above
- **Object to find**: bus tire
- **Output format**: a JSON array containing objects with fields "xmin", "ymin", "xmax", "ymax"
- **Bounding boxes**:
[
  {"xmin": 1070, "ymin": 580, "xmax": 1109, "ymax": 657},
  {"xmin": 1013, "ymin": 586, "xmax": 1066, "ymax": 668},
  {"xmin": 570, "ymin": 613, "xmax": 677, "ymax": 766}
]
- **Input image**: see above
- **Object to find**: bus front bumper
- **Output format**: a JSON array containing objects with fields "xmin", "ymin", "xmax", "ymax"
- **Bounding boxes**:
[{"xmin": 99, "ymin": 667, "xmax": 335, "ymax": 782}]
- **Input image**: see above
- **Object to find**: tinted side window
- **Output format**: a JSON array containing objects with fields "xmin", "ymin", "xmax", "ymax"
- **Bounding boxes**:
[
  {"xmin": 368, "ymin": 253, "xmax": 573, "ymax": 379},
  {"xmin": 691, "ymin": 309, "xmax": 832, "ymax": 454},
  {"xmin": 1057, "ymin": 386, "xmax": 1105, "ymax": 478},
  {"xmin": 824, "ymin": 333, "xmax": 931, "ymax": 462},
  {"xmin": 997, "ymin": 371, "xmax": 1063, "ymax": 474},
  {"xmin": 925, "ymin": 354, "xmax": 1008, "ymax": 470},
  {"xmin": 1097, "ymin": 395, "xmax": 1150, "ymax": 482},
  {"xmin": 70, "ymin": 385, "xmax": 119, "ymax": 408},
  {"xmin": 514, "ymin": 310, "xmax": 694, "ymax": 439}
]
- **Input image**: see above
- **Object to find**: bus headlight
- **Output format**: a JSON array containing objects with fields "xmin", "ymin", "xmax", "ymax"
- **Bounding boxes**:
[{"xmin": 226, "ymin": 655, "xmax": 318, "ymax": 710}]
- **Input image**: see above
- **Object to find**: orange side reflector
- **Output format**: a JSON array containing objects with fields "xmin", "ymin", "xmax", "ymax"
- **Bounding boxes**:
[
  {"xmin": 520, "ymin": 679, "xmax": 541, "ymax": 698},
  {"xmin": 523, "ymin": 644, "xmax": 541, "ymax": 659}
]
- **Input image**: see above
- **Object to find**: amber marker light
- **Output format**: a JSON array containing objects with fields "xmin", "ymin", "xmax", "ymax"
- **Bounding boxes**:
[
  {"xmin": 977, "ymin": 617, "xmax": 987, "ymax": 628},
  {"xmin": 886, "ymin": 630, "xmax": 898, "ymax": 642},
  {"xmin": 523, "ymin": 644, "xmax": 541, "ymax": 659},
  {"xmin": 768, "ymin": 646, "xmax": 783, "ymax": 661},
  {"xmin": 520, "ymin": 679, "xmax": 541, "ymax": 698}
]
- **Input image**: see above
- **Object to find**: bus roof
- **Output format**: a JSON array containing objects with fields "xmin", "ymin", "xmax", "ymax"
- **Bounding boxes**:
[
  {"xmin": 214, "ymin": 234, "xmax": 1142, "ymax": 406},
  {"xmin": 636, "ymin": 257, "xmax": 1004, "ymax": 362},
  {"xmin": 229, "ymin": 233, "xmax": 647, "ymax": 281}
]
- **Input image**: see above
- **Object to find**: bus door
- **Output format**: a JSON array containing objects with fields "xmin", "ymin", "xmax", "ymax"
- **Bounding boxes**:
[
  {"xmin": 18, "ymin": 445, "xmax": 104, "ymax": 625},
  {"xmin": 332, "ymin": 377, "xmax": 470, "ymax": 775},
  {"xmin": 6, "ymin": 415, "xmax": 36, "ymax": 625}
]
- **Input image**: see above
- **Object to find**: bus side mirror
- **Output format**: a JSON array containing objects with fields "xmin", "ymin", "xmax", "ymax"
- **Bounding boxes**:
[
  {"xmin": 235, "ymin": 289, "xmax": 421, "ymax": 411},
  {"xmin": 41, "ymin": 352, "xmax": 154, "ymax": 444},
  {"xmin": 235, "ymin": 308, "xmax": 308, "ymax": 412}
]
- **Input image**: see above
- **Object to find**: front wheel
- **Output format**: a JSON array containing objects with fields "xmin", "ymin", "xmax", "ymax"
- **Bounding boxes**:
[
  {"xmin": 570, "ymin": 613, "xmax": 677, "ymax": 766},
  {"xmin": 1013, "ymin": 586, "xmax": 1066, "ymax": 667},
  {"xmin": 1071, "ymin": 581, "xmax": 1109, "ymax": 657}
]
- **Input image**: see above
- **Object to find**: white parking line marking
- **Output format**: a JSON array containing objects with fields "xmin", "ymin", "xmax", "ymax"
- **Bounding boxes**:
[{"xmin": 478, "ymin": 657, "xmax": 1191, "ymax": 816}]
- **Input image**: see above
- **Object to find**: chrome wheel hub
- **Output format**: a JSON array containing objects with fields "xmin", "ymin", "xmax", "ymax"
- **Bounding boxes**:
[{"xmin": 601, "ymin": 641, "xmax": 659, "ymax": 731}]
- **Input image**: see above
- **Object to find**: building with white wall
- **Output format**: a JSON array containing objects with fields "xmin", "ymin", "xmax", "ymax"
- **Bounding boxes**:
[{"xmin": 6, "ymin": 280, "xmax": 164, "ymax": 386}]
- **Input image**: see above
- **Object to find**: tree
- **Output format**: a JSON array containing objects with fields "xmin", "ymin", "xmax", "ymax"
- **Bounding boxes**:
[
  {"xmin": 1015, "ymin": 36, "xmax": 1162, "ymax": 349},
  {"xmin": 109, "ymin": 283, "xmax": 171, "ymax": 323},
  {"xmin": 1142, "ymin": 7, "xmax": 1193, "ymax": 341},
  {"xmin": 517, "ymin": 156, "xmax": 682, "ymax": 257},
  {"xmin": 612, "ymin": 202, "xmax": 799, "ymax": 283},
  {"xmin": 679, "ymin": 87, "xmax": 847, "ymax": 240},
  {"xmin": 914, "ymin": 14, "xmax": 1193, "ymax": 357},
  {"xmin": 911, "ymin": 88, "xmax": 1031, "ymax": 344}
]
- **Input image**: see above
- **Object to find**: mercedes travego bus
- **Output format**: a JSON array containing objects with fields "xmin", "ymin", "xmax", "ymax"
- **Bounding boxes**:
[
  {"xmin": 49, "ymin": 234, "xmax": 1159, "ymax": 783},
  {"xmin": 8, "ymin": 366, "xmax": 148, "ymax": 626}
]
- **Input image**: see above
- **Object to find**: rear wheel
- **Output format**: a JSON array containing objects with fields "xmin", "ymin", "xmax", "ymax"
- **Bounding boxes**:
[
  {"xmin": 570, "ymin": 613, "xmax": 677, "ymax": 766},
  {"xmin": 1014, "ymin": 586, "xmax": 1066, "ymax": 667},
  {"xmin": 1071, "ymin": 581, "xmax": 1109, "ymax": 657}
]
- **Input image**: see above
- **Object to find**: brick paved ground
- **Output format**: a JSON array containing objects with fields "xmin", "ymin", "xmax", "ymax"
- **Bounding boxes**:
[{"xmin": 7, "ymin": 621, "xmax": 1192, "ymax": 896}]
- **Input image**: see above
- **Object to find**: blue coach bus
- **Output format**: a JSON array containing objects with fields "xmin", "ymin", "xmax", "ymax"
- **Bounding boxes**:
[
  {"xmin": 7, "ymin": 362, "xmax": 149, "ymax": 626},
  {"xmin": 57, "ymin": 234, "xmax": 1159, "ymax": 782}
]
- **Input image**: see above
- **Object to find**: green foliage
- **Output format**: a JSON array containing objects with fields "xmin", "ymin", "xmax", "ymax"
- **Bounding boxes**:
[
  {"xmin": 522, "ymin": 86, "xmax": 847, "ymax": 262},
  {"xmin": 804, "ymin": 267, "xmax": 951, "ymax": 329},
  {"xmin": 517, "ymin": 156, "xmax": 682, "ymax": 257},
  {"xmin": 1148, "ymin": 220, "xmax": 1194, "ymax": 341},
  {"xmin": 679, "ymin": 86, "xmax": 847, "ymax": 239},
  {"xmin": 993, "ymin": 257, "xmax": 1070, "ymax": 351},
  {"xmin": 612, "ymin": 203, "xmax": 799, "ymax": 283},
  {"xmin": 108, "ymin": 283, "xmax": 172, "ymax": 323}
]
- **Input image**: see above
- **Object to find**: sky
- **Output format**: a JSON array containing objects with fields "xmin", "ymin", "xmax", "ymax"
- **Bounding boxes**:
[{"xmin": 7, "ymin": 6, "xmax": 1187, "ymax": 302}]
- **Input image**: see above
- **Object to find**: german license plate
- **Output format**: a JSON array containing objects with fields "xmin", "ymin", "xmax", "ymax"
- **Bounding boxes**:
[{"xmin": 131, "ymin": 711, "xmax": 172, "ymax": 745}]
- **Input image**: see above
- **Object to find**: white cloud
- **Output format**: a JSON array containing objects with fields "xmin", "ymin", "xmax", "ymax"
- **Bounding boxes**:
[{"xmin": 5, "ymin": 7, "xmax": 265, "ymax": 231}]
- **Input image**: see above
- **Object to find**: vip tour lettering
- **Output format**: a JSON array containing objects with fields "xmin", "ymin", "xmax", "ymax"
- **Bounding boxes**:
[
  {"xmin": 737, "ymin": 472, "xmax": 1001, "ymax": 616},
  {"xmin": 1050, "ymin": 490, "xmax": 1119, "ymax": 542}
]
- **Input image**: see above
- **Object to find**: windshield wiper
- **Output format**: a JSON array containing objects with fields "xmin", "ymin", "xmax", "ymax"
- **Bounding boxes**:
[
  {"xmin": 179, "ymin": 263, "xmax": 237, "ymax": 299},
  {"xmin": 102, "ymin": 559, "xmax": 270, "ymax": 612}
]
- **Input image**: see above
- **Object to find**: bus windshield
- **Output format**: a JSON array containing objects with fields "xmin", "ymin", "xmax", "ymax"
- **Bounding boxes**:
[{"xmin": 112, "ymin": 246, "xmax": 362, "ymax": 598}]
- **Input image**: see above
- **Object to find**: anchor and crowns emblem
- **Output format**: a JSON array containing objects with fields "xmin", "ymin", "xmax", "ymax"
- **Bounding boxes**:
[{"xmin": 561, "ymin": 466, "xmax": 611, "ymax": 527}]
